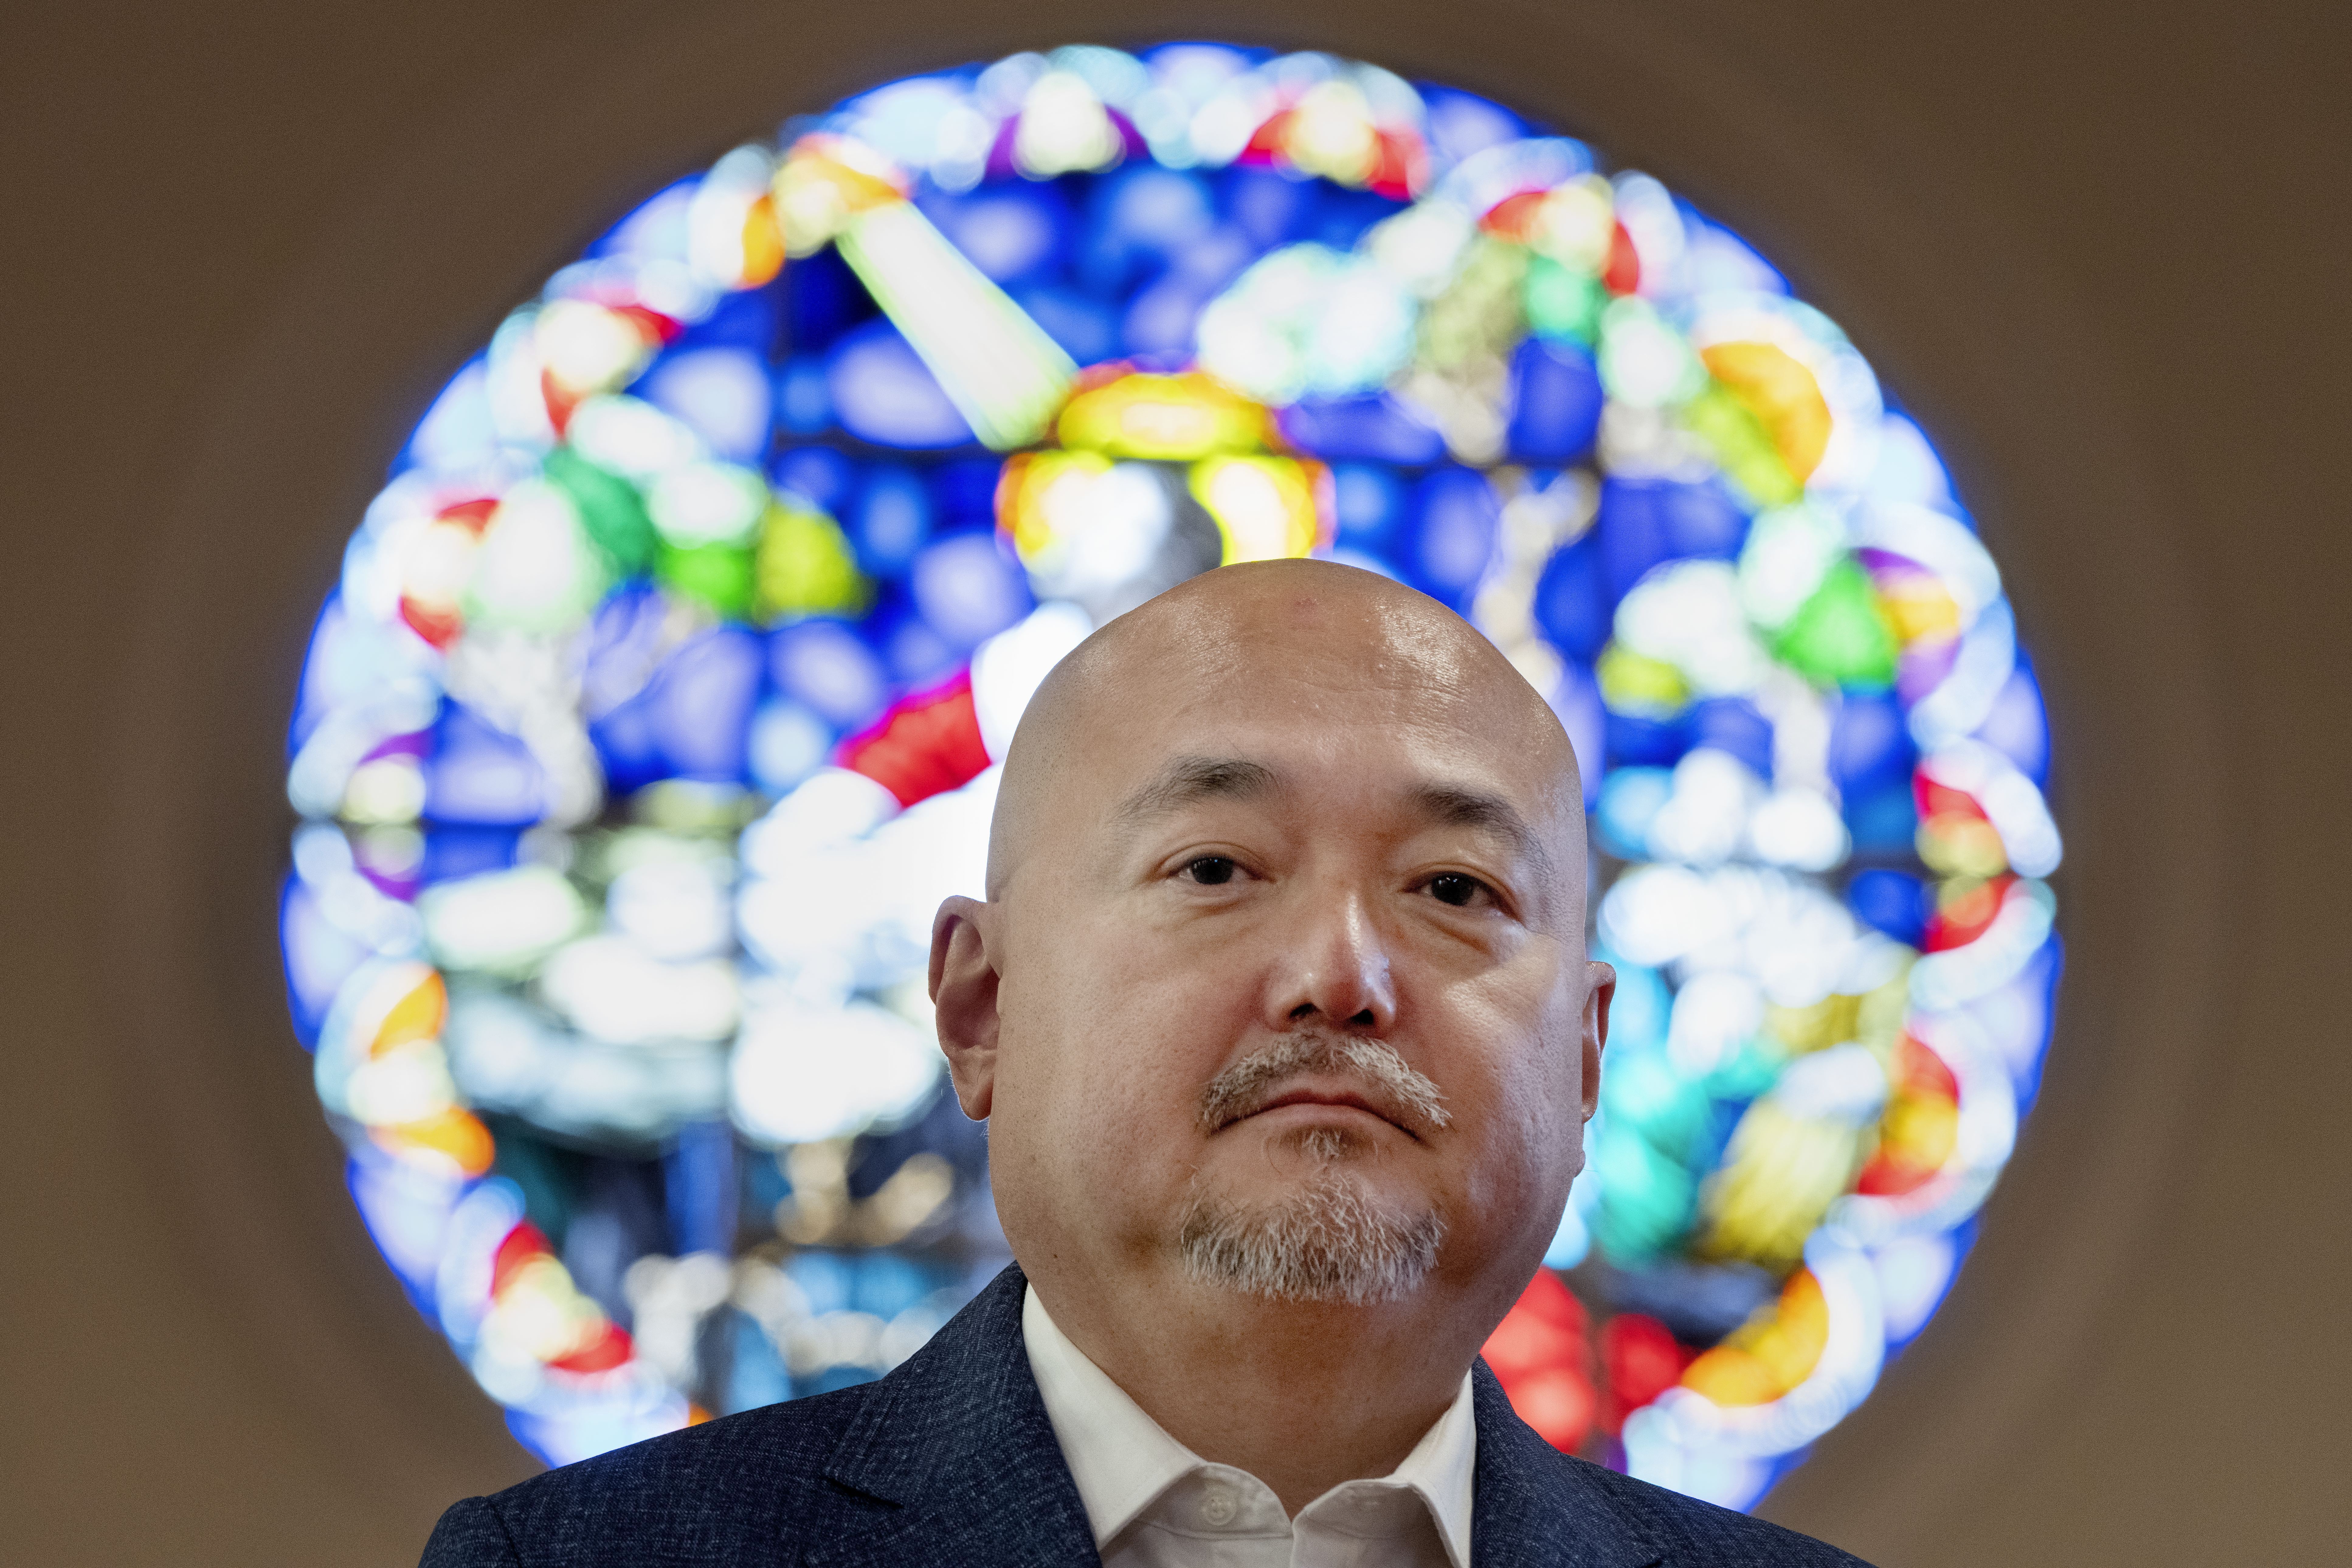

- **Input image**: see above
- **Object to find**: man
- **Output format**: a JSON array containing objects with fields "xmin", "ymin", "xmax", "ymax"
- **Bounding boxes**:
[{"xmin": 423, "ymin": 560, "xmax": 1868, "ymax": 1566}]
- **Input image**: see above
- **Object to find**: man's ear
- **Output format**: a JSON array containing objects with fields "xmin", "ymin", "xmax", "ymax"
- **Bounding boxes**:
[
  {"xmin": 1581, "ymin": 959, "xmax": 1615, "ymax": 1122},
  {"xmin": 930, "ymin": 895, "xmax": 1001, "ymax": 1121}
]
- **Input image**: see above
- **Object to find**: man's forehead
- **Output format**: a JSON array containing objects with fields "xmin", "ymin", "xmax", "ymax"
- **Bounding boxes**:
[{"xmin": 988, "ymin": 559, "xmax": 1582, "ymax": 892}]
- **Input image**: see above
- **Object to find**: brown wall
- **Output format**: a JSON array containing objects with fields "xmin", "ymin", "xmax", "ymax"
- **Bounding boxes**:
[{"xmin": 4, "ymin": 2, "xmax": 2344, "ymax": 1563}]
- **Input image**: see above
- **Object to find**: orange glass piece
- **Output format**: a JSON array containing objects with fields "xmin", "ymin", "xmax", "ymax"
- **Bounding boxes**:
[
  {"xmin": 1680, "ymin": 1266, "xmax": 1831, "ymax": 1407},
  {"xmin": 740, "ymin": 194, "xmax": 786, "ymax": 288},
  {"xmin": 371, "ymin": 969, "xmax": 448, "ymax": 1055},
  {"xmin": 1700, "ymin": 341, "xmax": 1832, "ymax": 483},
  {"xmin": 374, "ymin": 1106, "xmax": 495, "ymax": 1178}
]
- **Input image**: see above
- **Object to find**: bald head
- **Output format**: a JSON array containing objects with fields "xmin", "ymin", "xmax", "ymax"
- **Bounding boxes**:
[
  {"xmin": 927, "ymin": 554, "xmax": 1614, "ymax": 1435},
  {"xmin": 987, "ymin": 558, "xmax": 1582, "ymax": 906}
]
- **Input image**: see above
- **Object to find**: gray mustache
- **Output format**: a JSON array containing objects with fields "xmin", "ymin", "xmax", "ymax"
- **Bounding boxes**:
[{"xmin": 1196, "ymin": 1032, "xmax": 1452, "ymax": 1136}]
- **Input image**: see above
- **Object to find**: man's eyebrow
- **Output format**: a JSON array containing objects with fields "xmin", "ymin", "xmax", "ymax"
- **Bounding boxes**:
[
  {"xmin": 1114, "ymin": 755, "xmax": 1281, "ymax": 826},
  {"xmin": 1410, "ymin": 783, "xmax": 1554, "ymax": 876}
]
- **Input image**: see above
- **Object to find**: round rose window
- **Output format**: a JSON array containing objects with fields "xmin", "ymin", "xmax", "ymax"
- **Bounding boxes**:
[{"xmin": 281, "ymin": 42, "xmax": 2059, "ymax": 1508}]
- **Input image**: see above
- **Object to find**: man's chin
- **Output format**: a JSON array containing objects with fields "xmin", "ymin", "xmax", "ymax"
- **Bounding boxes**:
[{"xmin": 1173, "ymin": 1163, "xmax": 1446, "ymax": 1307}]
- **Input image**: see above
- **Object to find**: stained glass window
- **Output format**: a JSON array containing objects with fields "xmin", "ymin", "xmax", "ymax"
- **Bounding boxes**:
[{"xmin": 282, "ymin": 42, "xmax": 2060, "ymax": 1508}]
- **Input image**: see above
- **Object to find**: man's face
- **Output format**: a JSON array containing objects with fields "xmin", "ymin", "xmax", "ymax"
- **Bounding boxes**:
[{"xmin": 951, "ymin": 579, "xmax": 1608, "ymax": 1317}]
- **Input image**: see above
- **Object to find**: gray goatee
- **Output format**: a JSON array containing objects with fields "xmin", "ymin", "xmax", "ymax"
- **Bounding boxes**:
[{"xmin": 1177, "ymin": 1033, "xmax": 1449, "ymax": 1306}]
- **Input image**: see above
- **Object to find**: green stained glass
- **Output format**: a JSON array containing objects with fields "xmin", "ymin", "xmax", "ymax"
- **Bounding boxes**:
[
  {"xmin": 1524, "ymin": 254, "xmax": 1606, "ymax": 347},
  {"xmin": 545, "ymin": 446, "xmax": 659, "ymax": 578},
  {"xmin": 1594, "ymin": 1125, "xmax": 1701, "ymax": 1262},
  {"xmin": 1773, "ymin": 560, "xmax": 1900, "ymax": 688},
  {"xmin": 657, "ymin": 541, "xmax": 758, "ymax": 620}
]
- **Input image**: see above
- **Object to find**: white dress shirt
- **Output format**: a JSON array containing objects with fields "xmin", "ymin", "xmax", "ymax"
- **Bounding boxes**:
[{"xmin": 1021, "ymin": 1285, "xmax": 1476, "ymax": 1568}]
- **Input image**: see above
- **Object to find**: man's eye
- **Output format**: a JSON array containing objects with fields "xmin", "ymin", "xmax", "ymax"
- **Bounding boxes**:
[
  {"xmin": 1184, "ymin": 856, "xmax": 1238, "ymax": 886},
  {"xmin": 1427, "ymin": 872, "xmax": 1486, "ymax": 907}
]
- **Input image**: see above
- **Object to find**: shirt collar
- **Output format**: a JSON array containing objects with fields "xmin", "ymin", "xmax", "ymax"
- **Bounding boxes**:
[{"xmin": 1020, "ymin": 1283, "xmax": 1478, "ymax": 1568}]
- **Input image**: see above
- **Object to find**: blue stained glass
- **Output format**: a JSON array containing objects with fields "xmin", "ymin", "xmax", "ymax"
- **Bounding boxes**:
[
  {"xmin": 1597, "ymin": 768, "xmax": 1675, "ymax": 859},
  {"xmin": 850, "ymin": 466, "xmax": 935, "ymax": 577},
  {"xmin": 1330, "ymin": 463, "xmax": 1406, "ymax": 549},
  {"xmin": 1607, "ymin": 710, "xmax": 1693, "ymax": 769},
  {"xmin": 725, "ymin": 1312, "xmax": 793, "ymax": 1413},
  {"xmin": 1829, "ymin": 690, "xmax": 1917, "ymax": 796},
  {"xmin": 1845, "ymin": 778, "xmax": 1921, "ymax": 853},
  {"xmin": 870, "ymin": 595, "xmax": 962, "ymax": 687},
  {"xmin": 589, "ymin": 687, "xmax": 669, "ymax": 794},
  {"xmin": 775, "ymin": 356, "xmax": 833, "ymax": 435},
  {"xmin": 280, "ymin": 877, "xmax": 366, "ymax": 1044},
  {"xmin": 1226, "ymin": 165, "xmax": 1319, "ymax": 249},
  {"xmin": 1848, "ymin": 868, "xmax": 1932, "ymax": 947},
  {"xmin": 643, "ymin": 347, "xmax": 772, "ymax": 463},
  {"xmin": 771, "ymin": 445, "xmax": 855, "ymax": 513},
  {"xmin": 748, "ymin": 699, "xmax": 834, "ymax": 794},
  {"xmin": 1690, "ymin": 698, "xmax": 1774, "ymax": 779},
  {"xmin": 1090, "ymin": 166, "xmax": 1216, "ymax": 273},
  {"xmin": 664, "ymin": 1122, "xmax": 739, "ymax": 1255},
  {"xmin": 1974, "ymin": 663, "xmax": 2051, "ymax": 784},
  {"xmin": 786, "ymin": 247, "xmax": 879, "ymax": 353},
  {"xmin": 1550, "ymin": 660, "xmax": 1607, "ymax": 808},
  {"xmin": 1506, "ymin": 338, "xmax": 1605, "ymax": 462},
  {"xmin": 1121, "ymin": 274, "xmax": 1213, "ymax": 360},
  {"xmin": 1281, "ymin": 395, "xmax": 1447, "ymax": 464},
  {"xmin": 426, "ymin": 708, "xmax": 544, "ymax": 827},
  {"xmin": 672, "ymin": 284, "xmax": 779, "ymax": 353},
  {"xmin": 1418, "ymin": 86, "xmax": 1527, "ymax": 163},
  {"xmin": 1406, "ymin": 468, "xmax": 1501, "ymax": 608},
  {"xmin": 649, "ymin": 627, "xmax": 764, "ymax": 780},
  {"xmin": 921, "ymin": 185, "xmax": 1070, "ymax": 283},
  {"xmin": 910, "ymin": 532, "xmax": 1032, "ymax": 650},
  {"xmin": 926, "ymin": 458, "xmax": 1003, "ymax": 531},
  {"xmin": 1594, "ymin": 477, "xmax": 1754, "ymax": 601},
  {"xmin": 1307, "ymin": 187, "xmax": 1410, "ymax": 250},
  {"xmin": 1013, "ymin": 285, "xmax": 1121, "ymax": 365},
  {"xmin": 768, "ymin": 619, "xmax": 889, "ymax": 730},
  {"xmin": 419, "ymin": 826, "xmax": 519, "ymax": 886},
  {"xmin": 285, "ymin": 40, "xmax": 2060, "ymax": 1506},
  {"xmin": 1535, "ymin": 536, "xmax": 1611, "ymax": 662},
  {"xmin": 827, "ymin": 321, "xmax": 976, "ymax": 448}
]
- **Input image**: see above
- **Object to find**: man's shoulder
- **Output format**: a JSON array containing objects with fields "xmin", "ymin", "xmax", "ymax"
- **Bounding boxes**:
[
  {"xmin": 1507, "ymin": 1438, "xmax": 1871, "ymax": 1566},
  {"xmin": 419, "ymin": 1384, "xmax": 879, "ymax": 1567}
]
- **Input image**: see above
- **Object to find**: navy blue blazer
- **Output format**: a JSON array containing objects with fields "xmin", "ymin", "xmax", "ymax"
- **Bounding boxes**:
[{"xmin": 422, "ymin": 1263, "xmax": 1869, "ymax": 1566}]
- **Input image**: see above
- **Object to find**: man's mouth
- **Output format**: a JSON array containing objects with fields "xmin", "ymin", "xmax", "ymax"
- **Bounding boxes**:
[{"xmin": 1228, "ymin": 1081, "xmax": 1420, "ymax": 1139}]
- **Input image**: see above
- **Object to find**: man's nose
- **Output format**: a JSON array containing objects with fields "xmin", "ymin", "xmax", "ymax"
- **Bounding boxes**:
[{"xmin": 1265, "ymin": 882, "xmax": 1397, "ymax": 1033}]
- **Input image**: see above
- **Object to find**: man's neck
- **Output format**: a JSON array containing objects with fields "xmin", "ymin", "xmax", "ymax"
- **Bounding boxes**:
[{"xmin": 1030, "ymin": 1267, "xmax": 1488, "ymax": 1514}]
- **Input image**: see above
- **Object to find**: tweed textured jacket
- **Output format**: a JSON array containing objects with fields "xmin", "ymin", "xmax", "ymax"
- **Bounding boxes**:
[{"xmin": 420, "ymin": 1263, "xmax": 1870, "ymax": 1567}]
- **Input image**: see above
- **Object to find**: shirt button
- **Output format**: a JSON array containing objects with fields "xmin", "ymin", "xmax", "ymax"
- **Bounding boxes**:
[{"xmin": 1200, "ymin": 1487, "xmax": 1238, "ymax": 1527}]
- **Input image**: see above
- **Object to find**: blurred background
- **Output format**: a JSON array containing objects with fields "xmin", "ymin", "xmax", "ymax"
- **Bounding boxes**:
[{"xmin": 2, "ymin": 2, "xmax": 2344, "ymax": 1564}]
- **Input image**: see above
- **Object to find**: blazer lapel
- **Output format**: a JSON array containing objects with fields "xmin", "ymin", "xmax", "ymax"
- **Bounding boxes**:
[
  {"xmin": 1470, "ymin": 1361, "xmax": 1666, "ymax": 1568},
  {"xmin": 803, "ymin": 1267, "xmax": 1665, "ymax": 1568},
  {"xmin": 803, "ymin": 1263, "xmax": 1100, "ymax": 1568}
]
